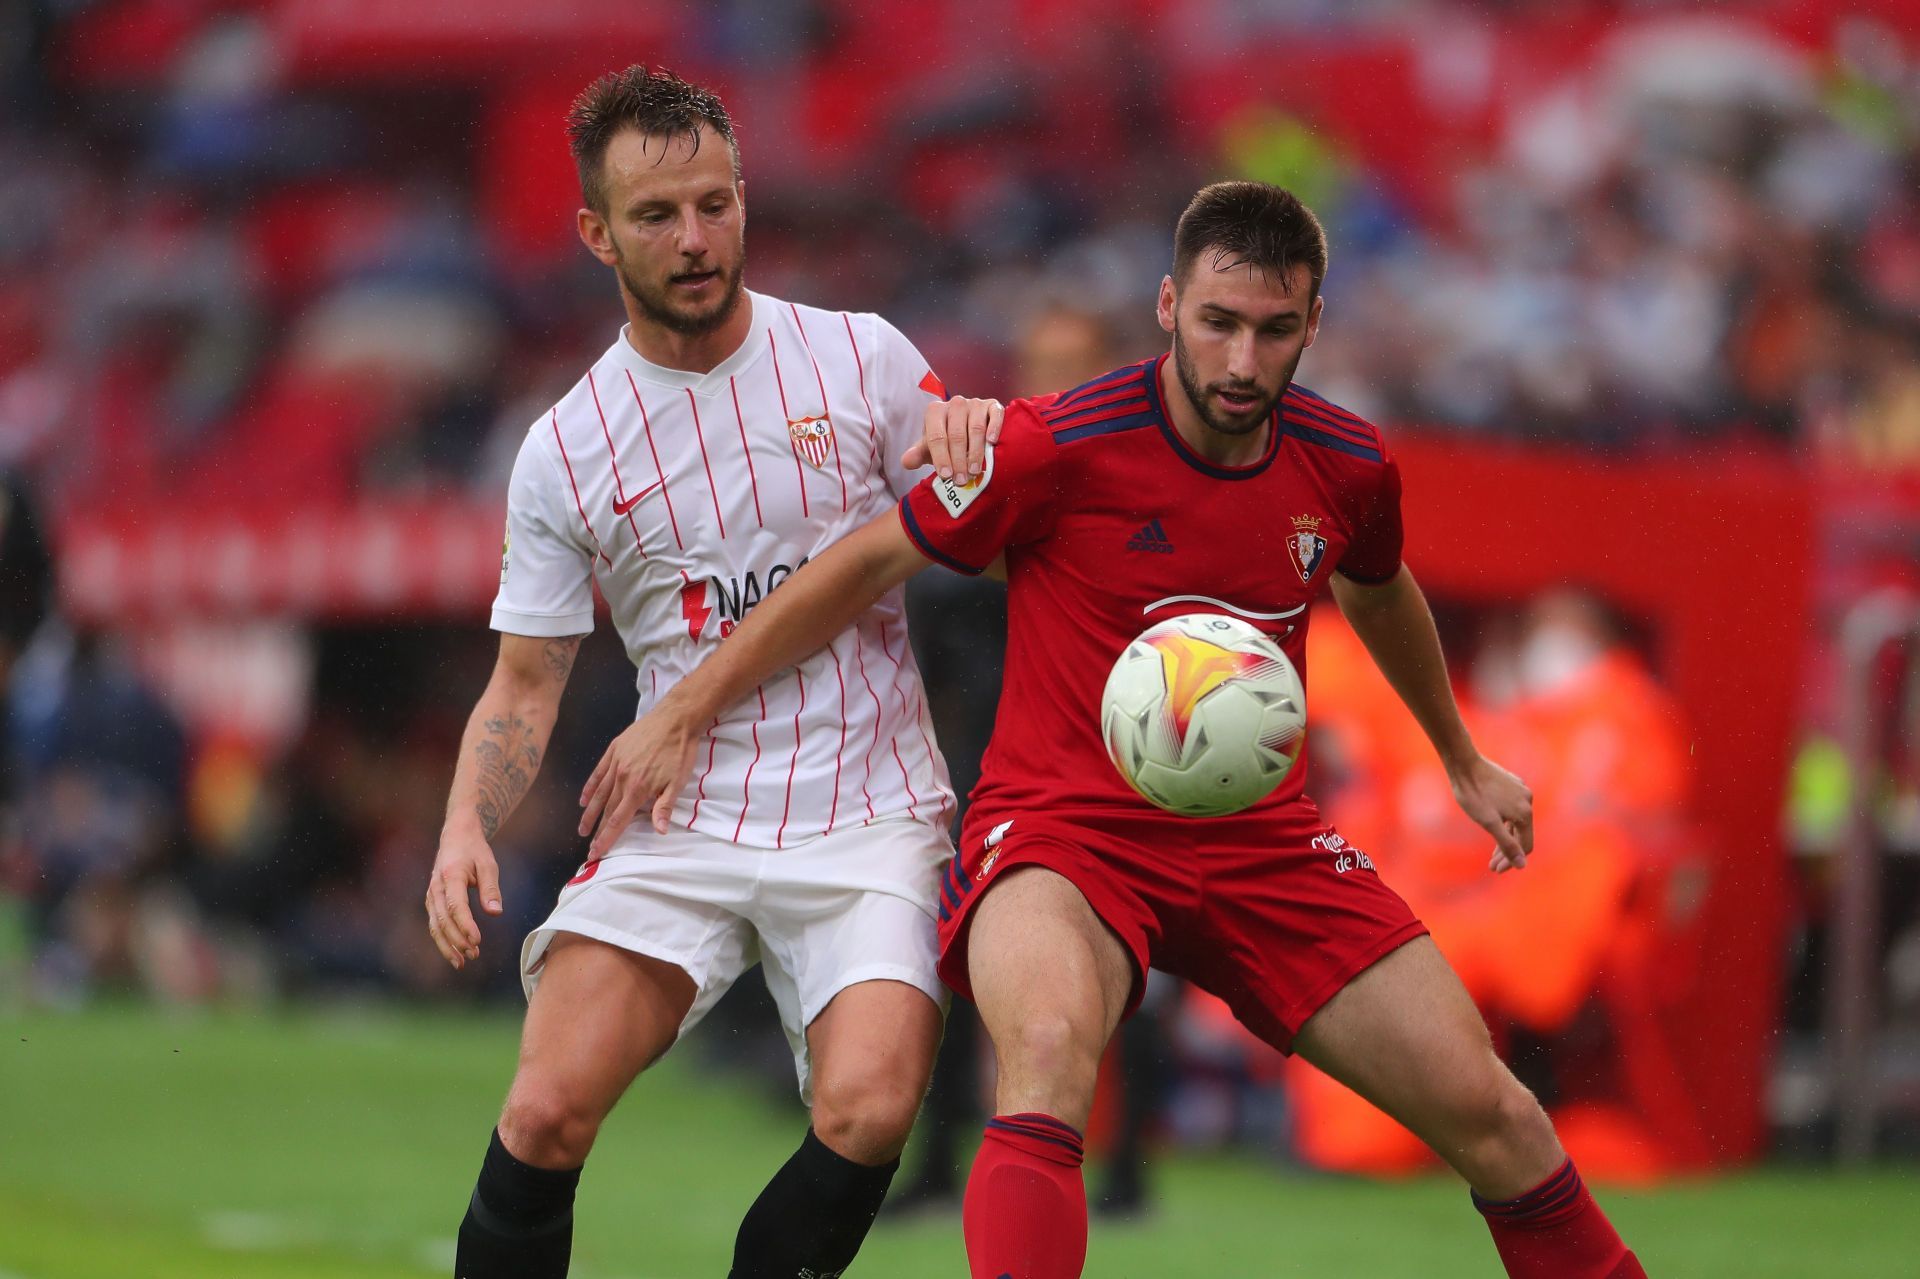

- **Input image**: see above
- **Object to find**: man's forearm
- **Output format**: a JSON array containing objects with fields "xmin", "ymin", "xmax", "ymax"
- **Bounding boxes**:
[
  {"xmin": 1333, "ymin": 567, "xmax": 1477, "ymax": 769},
  {"xmin": 444, "ymin": 678, "xmax": 564, "ymax": 841},
  {"xmin": 659, "ymin": 519, "xmax": 919, "ymax": 728}
]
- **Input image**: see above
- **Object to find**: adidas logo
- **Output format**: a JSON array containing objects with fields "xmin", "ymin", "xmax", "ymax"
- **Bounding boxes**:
[{"xmin": 1126, "ymin": 518, "xmax": 1175, "ymax": 554}]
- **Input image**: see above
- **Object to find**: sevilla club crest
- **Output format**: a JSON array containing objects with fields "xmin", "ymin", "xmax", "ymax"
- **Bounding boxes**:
[
  {"xmin": 788, "ymin": 414, "xmax": 834, "ymax": 468},
  {"xmin": 1287, "ymin": 513, "xmax": 1328, "ymax": 583}
]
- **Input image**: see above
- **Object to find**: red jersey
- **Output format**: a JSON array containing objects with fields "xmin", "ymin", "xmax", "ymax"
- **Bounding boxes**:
[{"xmin": 898, "ymin": 355, "xmax": 1403, "ymax": 820}]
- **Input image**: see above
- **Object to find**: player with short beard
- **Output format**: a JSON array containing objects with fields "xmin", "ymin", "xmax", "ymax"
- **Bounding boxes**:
[
  {"xmin": 585, "ymin": 181, "xmax": 1649, "ymax": 1279},
  {"xmin": 426, "ymin": 64, "xmax": 1000, "ymax": 1279}
]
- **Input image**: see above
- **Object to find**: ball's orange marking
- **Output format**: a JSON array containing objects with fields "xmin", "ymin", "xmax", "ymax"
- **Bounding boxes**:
[{"xmin": 1151, "ymin": 632, "xmax": 1259, "ymax": 738}]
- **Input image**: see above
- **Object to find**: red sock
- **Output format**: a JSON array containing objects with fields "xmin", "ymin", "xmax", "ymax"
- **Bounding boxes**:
[
  {"xmin": 962, "ymin": 1113, "xmax": 1088, "ymax": 1279},
  {"xmin": 1474, "ymin": 1159, "xmax": 1646, "ymax": 1278}
]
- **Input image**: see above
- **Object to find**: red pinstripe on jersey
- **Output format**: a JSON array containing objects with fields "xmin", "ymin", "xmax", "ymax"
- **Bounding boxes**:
[
  {"xmin": 684, "ymin": 387, "xmax": 726, "ymax": 540},
  {"xmin": 733, "ymin": 685, "xmax": 767, "ymax": 841},
  {"xmin": 690, "ymin": 715, "xmax": 720, "ymax": 826},
  {"xmin": 889, "ymin": 738, "xmax": 920, "ymax": 822},
  {"xmin": 550, "ymin": 409, "xmax": 612, "ymax": 567},
  {"xmin": 826, "ymin": 635, "xmax": 848, "ymax": 833},
  {"xmin": 842, "ymin": 312, "xmax": 887, "ymax": 494},
  {"xmin": 728, "ymin": 375, "xmax": 765, "ymax": 529},
  {"xmin": 775, "ymin": 668, "xmax": 807, "ymax": 849},
  {"xmin": 767, "ymin": 327, "xmax": 811, "ymax": 519},
  {"xmin": 585, "ymin": 371, "xmax": 648, "ymax": 557},
  {"xmin": 791, "ymin": 303, "xmax": 851, "ymax": 510},
  {"xmin": 877, "ymin": 615, "xmax": 938, "ymax": 820},
  {"xmin": 625, "ymin": 371, "xmax": 684, "ymax": 551},
  {"xmin": 851, "ymin": 627, "xmax": 884, "ymax": 822}
]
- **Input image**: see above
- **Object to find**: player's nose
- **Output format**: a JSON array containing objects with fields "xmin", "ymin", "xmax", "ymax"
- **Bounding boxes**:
[
  {"xmin": 675, "ymin": 208, "xmax": 710, "ymax": 257},
  {"xmin": 1225, "ymin": 331, "xmax": 1260, "ymax": 381}
]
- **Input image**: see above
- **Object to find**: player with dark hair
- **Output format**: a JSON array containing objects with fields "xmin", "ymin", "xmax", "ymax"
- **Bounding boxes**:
[
  {"xmin": 583, "ymin": 178, "xmax": 1649, "ymax": 1278},
  {"xmin": 428, "ymin": 65, "xmax": 1000, "ymax": 1279}
]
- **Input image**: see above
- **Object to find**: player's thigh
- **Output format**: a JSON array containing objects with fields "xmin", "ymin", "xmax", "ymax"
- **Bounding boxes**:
[
  {"xmin": 805, "ymin": 978, "xmax": 944, "ymax": 1158},
  {"xmin": 752, "ymin": 818, "xmax": 950, "ymax": 1102},
  {"xmin": 966, "ymin": 866, "xmax": 1133, "ymax": 1120},
  {"xmin": 512, "ymin": 933, "xmax": 697, "ymax": 1117},
  {"xmin": 807, "ymin": 977, "xmax": 943, "ymax": 1097},
  {"xmin": 1290, "ymin": 935, "xmax": 1523, "ymax": 1148}
]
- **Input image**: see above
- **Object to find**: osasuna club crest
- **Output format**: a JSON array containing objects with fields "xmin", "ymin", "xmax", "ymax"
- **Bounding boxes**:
[
  {"xmin": 1287, "ymin": 513, "xmax": 1328, "ymax": 583},
  {"xmin": 788, "ymin": 414, "xmax": 834, "ymax": 468}
]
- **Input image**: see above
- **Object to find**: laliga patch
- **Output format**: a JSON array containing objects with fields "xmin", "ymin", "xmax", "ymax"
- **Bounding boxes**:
[{"xmin": 933, "ymin": 443, "xmax": 995, "ymax": 519}]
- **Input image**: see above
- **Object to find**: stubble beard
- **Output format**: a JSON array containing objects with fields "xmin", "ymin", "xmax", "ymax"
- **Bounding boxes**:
[
  {"xmin": 617, "ymin": 246, "xmax": 748, "ymax": 338},
  {"xmin": 1172, "ymin": 323, "xmax": 1289, "ymax": 437}
]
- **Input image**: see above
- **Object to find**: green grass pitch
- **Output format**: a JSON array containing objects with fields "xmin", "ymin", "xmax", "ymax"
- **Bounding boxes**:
[{"xmin": 3, "ymin": 1005, "xmax": 1916, "ymax": 1277}]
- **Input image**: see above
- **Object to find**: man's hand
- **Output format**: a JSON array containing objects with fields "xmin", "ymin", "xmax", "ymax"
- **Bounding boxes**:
[
  {"xmin": 577, "ymin": 707, "xmax": 703, "ymax": 859},
  {"xmin": 900, "ymin": 397, "xmax": 1003, "ymax": 481},
  {"xmin": 426, "ymin": 820, "xmax": 503, "ymax": 969},
  {"xmin": 1447, "ymin": 754, "xmax": 1535, "ymax": 874}
]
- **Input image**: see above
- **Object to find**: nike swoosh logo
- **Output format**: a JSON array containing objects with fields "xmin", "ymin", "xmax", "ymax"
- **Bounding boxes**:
[{"xmin": 612, "ymin": 477, "xmax": 666, "ymax": 516}]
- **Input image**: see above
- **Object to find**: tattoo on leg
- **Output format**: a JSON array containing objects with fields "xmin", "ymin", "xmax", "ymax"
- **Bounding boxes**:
[
  {"xmin": 474, "ymin": 713, "xmax": 542, "ymax": 841},
  {"xmin": 542, "ymin": 636, "xmax": 582, "ymax": 684}
]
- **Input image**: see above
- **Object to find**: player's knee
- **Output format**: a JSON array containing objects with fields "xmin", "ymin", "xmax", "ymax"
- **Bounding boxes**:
[
  {"xmin": 499, "ymin": 1078, "xmax": 605, "ymax": 1168},
  {"xmin": 1480, "ymin": 1077, "xmax": 1549, "ymax": 1143},
  {"xmin": 1455, "ymin": 1070, "xmax": 1534, "ymax": 1138},
  {"xmin": 999, "ymin": 1011, "xmax": 1102, "ymax": 1094},
  {"xmin": 1444, "ymin": 1072, "xmax": 1557, "ymax": 1184},
  {"xmin": 1496, "ymin": 1083, "xmax": 1560, "ymax": 1165},
  {"xmin": 811, "ymin": 1071, "xmax": 923, "ymax": 1164}
]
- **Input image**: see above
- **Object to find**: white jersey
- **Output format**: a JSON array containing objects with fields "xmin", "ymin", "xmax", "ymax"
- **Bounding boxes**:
[{"xmin": 491, "ymin": 291, "xmax": 954, "ymax": 849}]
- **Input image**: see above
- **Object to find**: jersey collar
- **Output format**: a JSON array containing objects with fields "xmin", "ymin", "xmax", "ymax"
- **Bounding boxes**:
[
  {"xmin": 611, "ymin": 291, "xmax": 770, "ymax": 393},
  {"xmin": 1143, "ymin": 352, "xmax": 1283, "ymax": 481}
]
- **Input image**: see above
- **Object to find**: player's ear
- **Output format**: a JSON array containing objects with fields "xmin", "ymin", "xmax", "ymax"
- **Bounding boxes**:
[
  {"xmin": 578, "ymin": 207, "xmax": 619, "ymax": 268},
  {"xmin": 1303, "ymin": 293, "xmax": 1325, "ymax": 349},
  {"xmin": 1156, "ymin": 275, "xmax": 1177, "ymax": 335}
]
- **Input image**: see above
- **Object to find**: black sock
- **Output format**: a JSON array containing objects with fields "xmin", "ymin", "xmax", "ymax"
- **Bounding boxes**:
[
  {"xmin": 454, "ymin": 1128, "xmax": 583, "ymax": 1279},
  {"xmin": 729, "ymin": 1127, "xmax": 900, "ymax": 1279}
]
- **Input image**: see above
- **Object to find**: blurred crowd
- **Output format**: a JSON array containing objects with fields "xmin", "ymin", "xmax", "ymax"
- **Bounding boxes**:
[
  {"xmin": 4, "ymin": 0, "xmax": 1919, "ymax": 1169},
  {"xmin": 4, "ymin": 1, "xmax": 1920, "ymax": 513}
]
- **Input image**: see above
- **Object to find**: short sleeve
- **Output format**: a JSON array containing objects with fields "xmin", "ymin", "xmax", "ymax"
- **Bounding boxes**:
[
  {"xmin": 866, "ymin": 314, "xmax": 949, "ymax": 500},
  {"xmin": 490, "ymin": 428, "xmax": 597, "ymax": 636},
  {"xmin": 898, "ymin": 401, "xmax": 1059, "ymax": 574},
  {"xmin": 1335, "ymin": 452, "xmax": 1404, "ymax": 585}
]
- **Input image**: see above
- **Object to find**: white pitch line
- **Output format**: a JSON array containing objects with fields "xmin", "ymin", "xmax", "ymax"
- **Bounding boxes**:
[{"xmin": 201, "ymin": 1210, "xmax": 320, "ymax": 1251}]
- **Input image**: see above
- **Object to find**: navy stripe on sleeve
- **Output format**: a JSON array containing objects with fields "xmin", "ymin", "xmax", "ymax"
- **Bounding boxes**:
[
  {"xmin": 1053, "ymin": 410, "xmax": 1161, "ymax": 445},
  {"xmin": 1048, "ymin": 364, "xmax": 1148, "ymax": 412},
  {"xmin": 898, "ymin": 496, "xmax": 986, "ymax": 575},
  {"xmin": 1279, "ymin": 417, "xmax": 1384, "ymax": 462}
]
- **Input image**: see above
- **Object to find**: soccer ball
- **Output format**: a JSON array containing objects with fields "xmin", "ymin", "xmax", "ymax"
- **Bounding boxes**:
[{"xmin": 1100, "ymin": 612, "xmax": 1306, "ymax": 817}]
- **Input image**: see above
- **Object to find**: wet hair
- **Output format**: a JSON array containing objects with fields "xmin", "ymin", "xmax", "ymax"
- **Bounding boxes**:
[
  {"xmin": 566, "ymin": 64, "xmax": 739, "ymax": 214},
  {"xmin": 1172, "ymin": 181, "xmax": 1328, "ymax": 298}
]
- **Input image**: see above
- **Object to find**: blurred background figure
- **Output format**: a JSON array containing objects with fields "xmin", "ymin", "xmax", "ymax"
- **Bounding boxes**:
[{"xmin": 1284, "ymin": 590, "xmax": 1704, "ymax": 1183}]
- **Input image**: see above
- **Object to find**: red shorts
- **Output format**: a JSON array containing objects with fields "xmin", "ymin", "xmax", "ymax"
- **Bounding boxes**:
[{"xmin": 935, "ymin": 800, "xmax": 1428, "ymax": 1053}]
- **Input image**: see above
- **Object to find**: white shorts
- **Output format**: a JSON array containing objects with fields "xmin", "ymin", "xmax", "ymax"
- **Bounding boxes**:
[{"xmin": 521, "ymin": 816, "xmax": 951, "ymax": 1100}]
